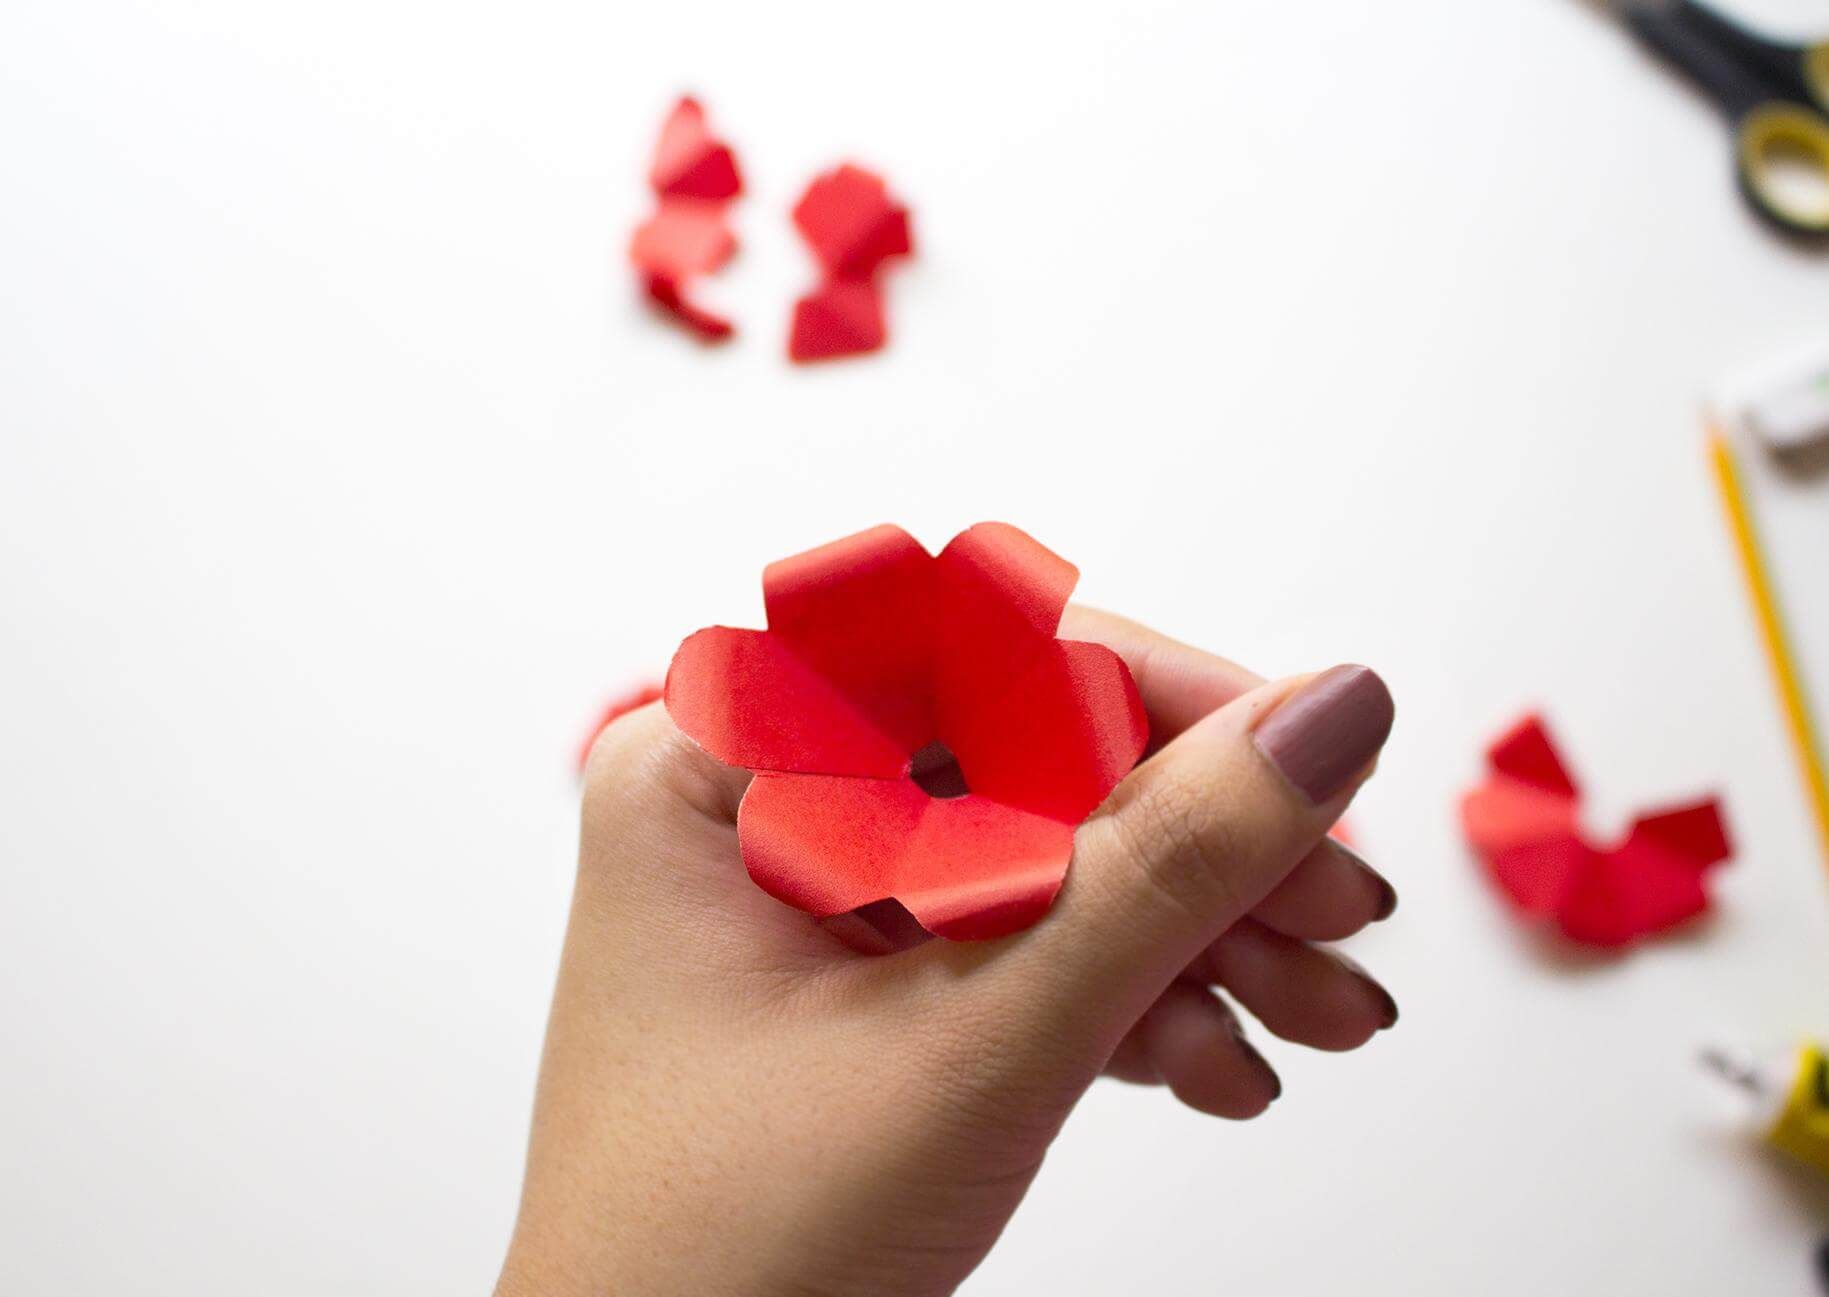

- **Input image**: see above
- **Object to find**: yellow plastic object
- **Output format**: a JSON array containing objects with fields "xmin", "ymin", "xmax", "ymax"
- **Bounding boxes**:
[
  {"xmin": 1765, "ymin": 1043, "xmax": 1829, "ymax": 1174},
  {"xmin": 1736, "ymin": 104, "xmax": 1829, "ymax": 234},
  {"xmin": 1806, "ymin": 43, "xmax": 1829, "ymax": 112},
  {"xmin": 1708, "ymin": 430, "xmax": 1829, "ymax": 871}
]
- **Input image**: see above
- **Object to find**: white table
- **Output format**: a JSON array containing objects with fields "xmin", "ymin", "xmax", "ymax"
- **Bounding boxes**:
[{"xmin": 5, "ymin": 0, "xmax": 1829, "ymax": 1291}]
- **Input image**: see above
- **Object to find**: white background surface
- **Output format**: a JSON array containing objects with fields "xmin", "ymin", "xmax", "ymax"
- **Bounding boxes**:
[{"xmin": 6, "ymin": 0, "xmax": 1829, "ymax": 1292}]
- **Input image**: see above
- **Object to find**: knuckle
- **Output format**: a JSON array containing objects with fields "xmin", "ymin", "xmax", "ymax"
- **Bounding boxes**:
[
  {"xmin": 579, "ymin": 705, "xmax": 666, "ymax": 805},
  {"xmin": 1108, "ymin": 774, "xmax": 1248, "ymax": 924},
  {"xmin": 581, "ymin": 707, "xmax": 745, "ymax": 844}
]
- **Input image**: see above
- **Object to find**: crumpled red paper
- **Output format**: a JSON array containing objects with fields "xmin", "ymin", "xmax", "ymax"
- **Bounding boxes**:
[
  {"xmin": 789, "ymin": 164, "xmax": 912, "ymax": 362},
  {"xmin": 1460, "ymin": 714, "xmax": 1732, "ymax": 949},
  {"xmin": 631, "ymin": 98, "xmax": 742, "ymax": 340},
  {"xmin": 664, "ymin": 523, "xmax": 1147, "ymax": 939},
  {"xmin": 576, "ymin": 683, "xmax": 664, "ymax": 775}
]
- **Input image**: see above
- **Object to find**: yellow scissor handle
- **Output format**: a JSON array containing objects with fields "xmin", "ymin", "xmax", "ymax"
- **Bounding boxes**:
[
  {"xmin": 1807, "ymin": 43, "xmax": 1829, "ymax": 113},
  {"xmin": 1736, "ymin": 103, "xmax": 1829, "ymax": 235}
]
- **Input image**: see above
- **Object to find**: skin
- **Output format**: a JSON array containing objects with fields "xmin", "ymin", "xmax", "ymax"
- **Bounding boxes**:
[{"xmin": 496, "ymin": 608, "xmax": 1399, "ymax": 1297}]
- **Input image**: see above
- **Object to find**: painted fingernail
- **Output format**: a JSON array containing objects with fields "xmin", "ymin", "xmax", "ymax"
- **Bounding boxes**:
[
  {"xmin": 1227, "ymin": 1016, "xmax": 1282, "ymax": 1101},
  {"xmin": 1241, "ymin": 1039, "xmax": 1283, "ymax": 1101},
  {"xmin": 1359, "ymin": 974, "xmax": 1400, "ymax": 1029},
  {"xmin": 1334, "ymin": 951, "xmax": 1399, "ymax": 1029},
  {"xmin": 1332, "ymin": 842, "xmax": 1398, "ymax": 921},
  {"xmin": 1253, "ymin": 665, "xmax": 1395, "ymax": 805}
]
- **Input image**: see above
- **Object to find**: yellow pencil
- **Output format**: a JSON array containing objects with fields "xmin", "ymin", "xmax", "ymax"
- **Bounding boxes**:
[{"xmin": 1708, "ymin": 427, "xmax": 1829, "ymax": 870}]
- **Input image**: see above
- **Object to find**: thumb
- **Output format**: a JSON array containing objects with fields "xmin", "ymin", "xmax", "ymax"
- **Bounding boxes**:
[{"xmin": 1003, "ymin": 665, "xmax": 1394, "ymax": 1039}]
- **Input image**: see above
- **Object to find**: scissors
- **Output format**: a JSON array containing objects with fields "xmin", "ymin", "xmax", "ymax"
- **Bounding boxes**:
[{"xmin": 1604, "ymin": 1, "xmax": 1829, "ymax": 236}]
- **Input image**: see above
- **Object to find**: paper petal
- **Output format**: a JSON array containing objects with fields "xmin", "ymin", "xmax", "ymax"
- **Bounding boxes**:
[
  {"xmin": 1624, "ymin": 800, "xmax": 1732, "ymax": 869},
  {"xmin": 666, "ymin": 627, "xmax": 910, "ymax": 778},
  {"xmin": 929, "ymin": 521, "xmax": 1079, "ymax": 709},
  {"xmin": 946, "ymin": 639, "xmax": 1148, "ymax": 823},
  {"xmin": 1487, "ymin": 714, "xmax": 1580, "ymax": 797},
  {"xmin": 936, "ymin": 522, "xmax": 1075, "ymax": 644},
  {"xmin": 1460, "ymin": 779, "xmax": 1579, "ymax": 859},
  {"xmin": 738, "ymin": 774, "xmax": 913, "ymax": 917},
  {"xmin": 1484, "ymin": 836, "xmax": 1591, "ymax": 917},
  {"xmin": 738, "ymin": 773, "xmax": 1075, "ymax": 940},
  {"xmin": 643, "ymin": 274, "xmax": 734, "ymax": 341},
  {"xmin": 648, "ymin": 97, "xmax": 742, "ymax": 201},
  {"xmin": 630, "ymin": 200, "xmax": 736, "ymax": 280},
  {"xmin": 894, "ymin": 800, "xmax": 1076, "ymax": 941},
  {"xmin": 791, "ymin": 164, "xmax": 912, "ymax": 278},
  {"xmin": 762, "ymin": 524, "xmax": 936, "ymax": 754},
  {"xmin": 788, "ymin": 278, "xmax": 886, "ymax": 362},
  {"xmin": 1561, "ymin": 846, "xmax": 1710, "ymax": 947}
]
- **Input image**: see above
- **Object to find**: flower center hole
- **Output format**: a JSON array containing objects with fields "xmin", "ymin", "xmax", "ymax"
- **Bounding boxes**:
[{"xmin": 909, "ymin": 741, "xmax": 971, "ymax": 799}]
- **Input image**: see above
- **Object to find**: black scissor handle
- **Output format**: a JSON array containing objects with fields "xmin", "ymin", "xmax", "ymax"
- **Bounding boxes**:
[
  {"xmin": 1670, "ymin": 0, "xmax": 1829, "ymax": 115},
  {"xmin": 1624, "ymin": 2, "xmax": 1778, "ymax": 118},
  {"xmin": 1624, "ymin": 2, "xmax": 1829, "ymax": 236}
]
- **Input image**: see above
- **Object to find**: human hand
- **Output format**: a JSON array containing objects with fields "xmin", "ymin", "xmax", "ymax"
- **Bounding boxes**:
[{"xmin": 496, "ymin": 607, "xmax": 1397, "ymax": 1297}]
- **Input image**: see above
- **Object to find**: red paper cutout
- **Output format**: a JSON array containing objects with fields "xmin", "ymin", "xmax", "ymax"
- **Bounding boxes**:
[
  {"xmin": 792, "ymin": 164, "xmax": 913, "ymax": 278},
  {"xmin": 576, "ymin": 683, "xmax": 664, "ymax": 775},
  {"xmin": 790, "ymin": 278, "xmax": 885, "ymax": 362},
  {"xmin": 787, "ymin": 164, "xmax": 912, "ymax": 363},
  {"xmin": 1460, "ymin": 714, "xmax": 1733, "ymax": 949},
  {"xmin": 630, "ymin": 200, "xmax": 735, "ymax": 282},
  {"xmin": 665, "ymin": 523, "xmax": 1148, "ymax": 940},
  {"xmin": 643, "ymin": 274, "xmax": 734, "ymax": 341},
  {"xmin": 648, "ymin": 98, "xmax": 741, "ymax": 201},
  {"xmin": 632, "ymin": 97, "xmax": 742, "ymax": 341}
]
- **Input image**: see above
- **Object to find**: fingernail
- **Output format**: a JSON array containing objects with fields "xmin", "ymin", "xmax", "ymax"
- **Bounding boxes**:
[
  {"xmin": 1331, "ymin": 842, "xmax": 1398, "ymax": 922},
  {"xmin": 1227, "ymin": 1017, "xmax": 1282, "ymax": 1101},
  {"xmin": 1241, "ymin": 1038, "xmax": 1283, "ymax": 1100},
  {"xmin": 1333, "ymin": 952, "xmax": 1399, "ymax": 1029},
  {"xmin": 1253, "ymin": 665, "xmax": 1394, "ymax": 805},
  {"xmin": 1358, "ymin": 973, "xmax": 1399, "ymax": 1029}
]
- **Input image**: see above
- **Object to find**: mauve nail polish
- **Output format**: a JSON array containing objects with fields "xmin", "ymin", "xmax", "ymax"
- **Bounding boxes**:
[
  {"xmin": 1253, "ymin": 665, "xmax": 1395, "ymax": 805},
  {"xmin": 1331, "ymin": 841, "xmax": 1399, "ymax": 921}
]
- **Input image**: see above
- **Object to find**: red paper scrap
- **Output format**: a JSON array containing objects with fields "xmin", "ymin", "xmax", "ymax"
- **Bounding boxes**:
[
  {"xmin": 632, "ymin": 97, "xmax": 742, "ymax": 341},
  {"xmin": 648, "ymin": 97, "xmax": 742, "ymax": 201},
  {"xmin": 790, "ymin": 278, "xmax": 884, "ymax": 362},
  {"xmin": 576, "ymin": 683, "xmax": 664, "ymax": 775},
  {"xmin": 665, "ymin": 523, "xmax": 1148, "ymax": 940},
  {"xmin": 1460, "ymin": 714, "xmax": 1732, "ymax": 949},
  {"xmin": 630, "ymin": 200, "xmax": 735, "ymax": 282},
  {"xmin": 643, "ymin": 274, "xmax": 734, "ymax": 342},
  {"xmin": 792, "ymin": 164, "xmax": 913, "ymax": 278},
  {"xmin": 788, "ymin": 163, "xmax": 912, "ymax": 363}
]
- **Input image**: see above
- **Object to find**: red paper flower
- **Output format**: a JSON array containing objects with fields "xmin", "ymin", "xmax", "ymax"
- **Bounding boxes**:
[
  {"xmin": 1460, "ymin": 714, "xmax": 1733, "ymax": 949},
  {"xmin": 665, "ymin": 523, "xmax": 1148, "ymax": 940}
]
